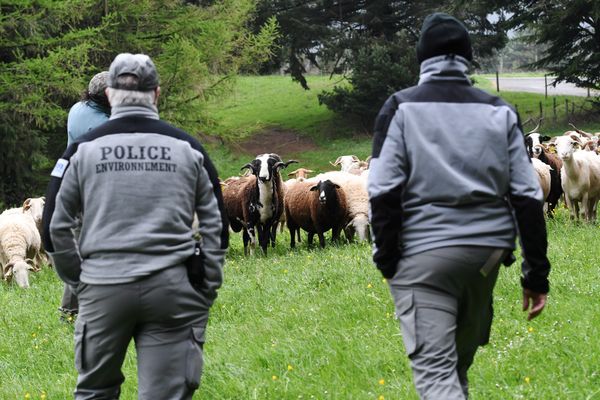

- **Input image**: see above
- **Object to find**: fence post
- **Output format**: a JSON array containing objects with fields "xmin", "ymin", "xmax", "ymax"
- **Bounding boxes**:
[
  {"xmin": 588, "ymin": 88, "xmax": 591, "ymax": 97},
  {"xmin": 565, "ymin": 99, "xmax": 569, "ymax": 121},
  {"xmin": 553, "ymin": 97, "xmax": 557, "ymax": 121},
  {"xmin": 544, "ymin": 74, "xmax": 548, "ymax": 99},
  {"xmin": 539, "ymin": 101, "xmax": 543, "ymax": 118},
  {"xmin": 496, "ymin": 70, "xmax": 500, "ymax": 92}
]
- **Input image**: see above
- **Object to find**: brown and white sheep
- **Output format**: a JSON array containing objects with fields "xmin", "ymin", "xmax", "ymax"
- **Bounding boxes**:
[
  {"xmin": 311, "ymin": 171, "xmax": 370, "ymax": 242},
  {"xmin": 222, "ymin": 154, "xmax": 296, "ymax": 254}
]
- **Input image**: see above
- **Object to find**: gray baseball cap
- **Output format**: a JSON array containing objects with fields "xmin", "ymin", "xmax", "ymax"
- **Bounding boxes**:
[
  {"xmin": 108, "ymin": 53, "xmax": 159, "ymax": 91},
  {"xmin": 88, "ymin": 71, "xmax": 110, "ymax": 95}
]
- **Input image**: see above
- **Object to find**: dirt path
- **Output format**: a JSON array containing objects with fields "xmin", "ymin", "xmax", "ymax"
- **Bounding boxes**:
[{"xmin": 230, "ymin": 127, "xmax": 320, "ymax": 158}]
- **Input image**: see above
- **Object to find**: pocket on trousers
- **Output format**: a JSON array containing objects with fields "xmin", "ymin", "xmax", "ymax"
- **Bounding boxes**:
[
  {"xmin": 480, "ymin": 301, "xmax": 494, "ymax": 346},
  {"xmin": 396, "ymin": 291, "xmax": 418, "ymax": 357},
  {"xmin": 185, "ymin": 326, "xmax": 205, "ymax": 390},
  {"xmin": 74, "ymin": 319, "xmax": 86, "ymax": 371}
]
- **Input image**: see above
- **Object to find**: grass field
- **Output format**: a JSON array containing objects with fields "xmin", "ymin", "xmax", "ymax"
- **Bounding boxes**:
[
  {"xmin": 2, "ymin": 74, "xmax": 600, "ymax": 399},
  {"xmin": 1, "ymin": 208, "xmax": 599, "ymax": 399}
]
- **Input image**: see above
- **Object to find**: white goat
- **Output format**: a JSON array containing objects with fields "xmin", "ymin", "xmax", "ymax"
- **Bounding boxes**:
[{"xmin": 555, "ymin": 135, "xmax": 600, "ymax": 221}]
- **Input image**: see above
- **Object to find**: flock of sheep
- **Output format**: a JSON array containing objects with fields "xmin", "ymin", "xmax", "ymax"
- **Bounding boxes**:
[
  {"xmin": 527, "ymin": 123, "xmax": 600, "ymax": 222},
  {"xmin": 2, "ymin": 124, "xmax": 599, "ymax": 289},
  {"xmin": 220, "ymin": 154, "xmax": 371, "ymax": 255}
]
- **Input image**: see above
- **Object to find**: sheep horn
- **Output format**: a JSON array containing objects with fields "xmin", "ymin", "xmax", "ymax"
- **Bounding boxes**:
[
  {"xmin": 568, "ymin": 123, "xmax": 592, "ymax": 138},
  {"xmin": 527, "ymin": 119, "xmax": 542, "ymax": 134},
  {"xmin": 283, "ymin": 160, "xmax": 298, "ymax": 168},
  {"xmin": 241, "ymin": 163, "xmax": 254, "ymax": 171}
]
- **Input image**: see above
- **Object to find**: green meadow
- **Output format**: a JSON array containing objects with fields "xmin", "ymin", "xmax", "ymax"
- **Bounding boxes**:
[{"xmin": 1, "ymin": 75, "xmax": 599, "ymax": 399}]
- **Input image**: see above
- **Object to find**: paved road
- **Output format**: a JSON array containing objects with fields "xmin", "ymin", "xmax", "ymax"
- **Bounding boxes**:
[{"xmin": 488, "ymin": 77, "xmax": 599, "ymax": 97}]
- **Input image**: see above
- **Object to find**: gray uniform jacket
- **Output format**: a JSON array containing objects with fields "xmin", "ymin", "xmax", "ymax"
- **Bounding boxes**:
[
  {"xmin": 42, "ymin": 106, "xmax": 228, "ymax": 304},
  {"xmin": 368, "ymin": 55, "xmax": 550, "ymax": 293}
]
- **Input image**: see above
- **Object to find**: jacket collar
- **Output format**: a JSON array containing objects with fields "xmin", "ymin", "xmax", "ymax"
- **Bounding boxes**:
[
  {"xmin": 110, "ymin": 103, "xmax": 159, "ymax": 120},
  {"xmin": 418, "ymin": 55, "xmax": 471, "ymax": 86}
]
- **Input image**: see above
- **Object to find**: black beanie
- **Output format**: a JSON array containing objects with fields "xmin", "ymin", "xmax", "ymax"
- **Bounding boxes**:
[{"xmin": 416, "ymin": 13, "xmax": 473, "ymax": 63}]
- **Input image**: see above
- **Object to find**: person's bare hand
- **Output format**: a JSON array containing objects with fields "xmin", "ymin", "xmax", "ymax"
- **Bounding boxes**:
[{"xmin": 522, "ymin": 288, "xmax": 547, "ymax": 320}]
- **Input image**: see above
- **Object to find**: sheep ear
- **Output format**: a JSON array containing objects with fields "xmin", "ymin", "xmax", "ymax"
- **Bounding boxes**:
[
  {"xmin": 542, "ymin": 135, "xmax": 551, "ymax": 142},
  {"xmin": 23, "ymin": 198, "xmax": 32, "ymax": 211},
  {"xmin": 3, "ymin": 263, "xmax": 13, "ymax": 279},
  {"xmin": 351, "ymin": 155, "xmax": 360, "ymax": 162},
  {"xmin": 309, "ymin": 185, "xmax": 319, "ymax": 191},
  {"xmin": 25, "ymin": 259, "xmax": 39, "ymax": 271},
  {"xmin": 570, "ymin": 134, "xmax": 582, "ymax": 143},
  {"xmin": 331, "ymin": 157, "xmax": 342, "ymax": 166},
  {"xmin": 333, "ymin": 183, "xmax": 341, "ymax": 189}
]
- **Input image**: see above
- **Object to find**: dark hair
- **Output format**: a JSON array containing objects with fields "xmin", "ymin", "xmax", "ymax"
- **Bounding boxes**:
[{"xmin": 81, "ymin": 89, "xmax": 110, "ymax": 111}]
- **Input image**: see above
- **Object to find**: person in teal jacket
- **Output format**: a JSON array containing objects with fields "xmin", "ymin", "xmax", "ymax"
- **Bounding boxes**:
[
  {"xmin": 60, "ymin": 71, "xmax": 110, "ymax": 319},
  {"xmin": 66, "ymin": 71, "xmax": 110, "ymax": 145}
]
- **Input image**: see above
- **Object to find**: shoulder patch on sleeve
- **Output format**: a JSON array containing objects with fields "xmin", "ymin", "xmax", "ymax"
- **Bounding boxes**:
[{"xmin": 50, "ymin": 158, "xmax": 69, "ymax": 178}]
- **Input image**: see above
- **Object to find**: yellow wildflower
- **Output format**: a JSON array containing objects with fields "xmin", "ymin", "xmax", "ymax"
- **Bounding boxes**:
[
  {"xmin": 24, "ymin": 393, "xmax": 30, "ymax": 399},
  {"xmin": 367, "ymin": 283, "xmax": 373, "ymax": 288},
  {"xmin": 525, "ymin": 376, "xmax": 531, "ymax": 384},
  {"xmin": 287, "ymin": 365, "xmax": 293, "ymax": 371},
  {"xmin": 379, "ymin": 379, "xmax": 385, "ymax": 385},
  {"xmin": 272, "ymin": 375, "xmax": 278, "ymax": 381},
  {"xmin": 528, "ymin": 327, "xmax": 534, "ymax": 333},
  {"xmin": 378, "ymin": 396, "xmax": 385, "ymax": 400}
]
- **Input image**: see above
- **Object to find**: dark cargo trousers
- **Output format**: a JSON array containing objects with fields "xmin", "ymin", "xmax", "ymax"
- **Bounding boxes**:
[
  {"xmin": 388, "ymin": 246, "xmax": 505, "ymax": 400},
  {"xmin": 73, "ymin": 265, "xmax": 211, "ymax": 400}
]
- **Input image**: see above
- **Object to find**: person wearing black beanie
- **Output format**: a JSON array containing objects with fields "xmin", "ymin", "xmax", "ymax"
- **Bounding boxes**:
[
  {"xmin": 416, "ymin": 12, "xmax": 473, "ymax": 63},
  {"xmin": 368, "ymin": 13, "xmax": 550, "ymax": 400}
]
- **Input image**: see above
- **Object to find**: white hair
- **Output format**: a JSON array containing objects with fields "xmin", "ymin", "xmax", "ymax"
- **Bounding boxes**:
[{"xmin": 106, "ymin": 87, "xmax": 156, "ymax": 108}]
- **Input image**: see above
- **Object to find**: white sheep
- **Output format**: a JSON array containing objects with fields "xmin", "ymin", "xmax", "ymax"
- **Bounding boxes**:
[
  {"xmin": 330, "ymin": 155, "xmax": 361, "ymax": 172},
  {"xmin": 310, "ymin": 171, "xmax": 370, "ymax": 242},
  {"xmin": 0, "ymin": 197, "xmax": 46, "ymax": 288},
  {"xmin": 531, "ymin": 158, "xmax": 551, "ymax": 202},
  {"xmin": 555, "ymin": 135, "xmax": 600, "ymax": 221}
]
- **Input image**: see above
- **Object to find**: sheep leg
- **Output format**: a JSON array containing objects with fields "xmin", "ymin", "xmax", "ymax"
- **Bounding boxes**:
[
  {"xmin": 289, "ymin": 227, "xmax": 296, "ymax": 249},
  {"xmin": 257, "ymin": 225, "xmax": 269, "ymax": 255},
  {"xmin": 270, "ymin": 223, "xmax": 278, "ymax": 248},
  {"xmin": 318, "ymin": 232, "xmax": 326, "ymax": 248},
  {"xmin": 242, "ymin": 229, "xmax": 251, "ymax": 256},
  {"xmin": 307, "ymin": 233, "xmax": 314, "ymax": 247}
]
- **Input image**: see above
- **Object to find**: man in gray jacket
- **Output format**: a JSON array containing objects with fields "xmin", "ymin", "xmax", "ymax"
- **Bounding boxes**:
[
  {"xmin": 368, "ymin": 13, "xmax": 550, "ymax": 400},
  {"xmin": 42, "ymin": 53, "xmax": 228, "ymax": 399}
]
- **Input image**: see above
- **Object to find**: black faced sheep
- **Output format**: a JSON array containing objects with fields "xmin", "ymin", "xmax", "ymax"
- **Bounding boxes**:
[{"xmin": 284, "ymin": 179, "xmax": 349, "ymax": 248}]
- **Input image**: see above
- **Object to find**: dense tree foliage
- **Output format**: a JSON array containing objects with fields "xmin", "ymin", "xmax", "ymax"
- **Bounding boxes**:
[
  {"xmin": 252, "ymin": 1, "xmax": 509, "ymax": 122},
  {"xmin": 0, "ymin": 0, "xmax": 277, "ymax": 205},
  {"xmin": 505, "ymin": 1, "xmax": 599, "ymax": 90}
]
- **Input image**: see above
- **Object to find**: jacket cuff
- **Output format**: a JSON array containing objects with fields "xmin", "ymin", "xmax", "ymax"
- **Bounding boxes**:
[
  {"xmin": 375, "ymin": 255, "xmax": 401, "ymax": 279},
  {"xmin": 520, "ymin": 275, "xmax": 549, "ymax": 294},
  {"xmin": 47, "ymin": 247, "xmax": 82, "ymax": 286}
]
